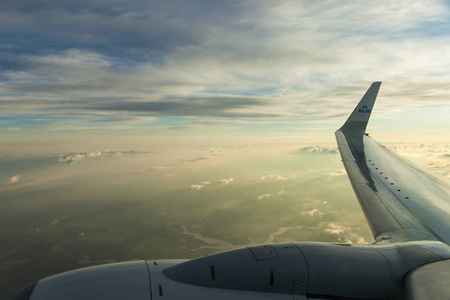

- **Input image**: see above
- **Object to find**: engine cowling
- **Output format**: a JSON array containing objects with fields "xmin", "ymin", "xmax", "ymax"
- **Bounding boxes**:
[{"xmin": 15, "ymin": 241, "xmax": 450, "ymax": 300}]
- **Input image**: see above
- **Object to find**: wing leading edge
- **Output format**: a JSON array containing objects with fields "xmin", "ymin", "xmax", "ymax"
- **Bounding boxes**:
[{"xmin": 336, "ymin": 82, "xmax": 450, "ymax": 244}]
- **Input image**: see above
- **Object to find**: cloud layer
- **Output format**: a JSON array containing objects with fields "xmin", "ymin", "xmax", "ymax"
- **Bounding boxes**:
[
  {"xmin": 3, "ymin": 137, "xmax": 447, "ymax": 298},
  {"xmin": 1, "ymin": 1, "xmax": 450, "ymax": 135}
]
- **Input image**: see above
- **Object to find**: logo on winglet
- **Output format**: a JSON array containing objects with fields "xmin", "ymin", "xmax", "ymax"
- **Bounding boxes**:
[{"xmin": 359, "ymin": 105, "xmax": 371, "ymax": 113}]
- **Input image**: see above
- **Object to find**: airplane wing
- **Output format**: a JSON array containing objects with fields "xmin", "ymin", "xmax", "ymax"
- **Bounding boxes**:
[{"xmin": 336, "ymin": 82, "xmax": 450, "ymax": 244}]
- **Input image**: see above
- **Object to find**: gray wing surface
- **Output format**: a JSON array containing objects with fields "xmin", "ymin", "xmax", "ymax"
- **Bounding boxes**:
[{"xmin": 336, "ymin": 82, "xmax": 450, "ymax": 244}]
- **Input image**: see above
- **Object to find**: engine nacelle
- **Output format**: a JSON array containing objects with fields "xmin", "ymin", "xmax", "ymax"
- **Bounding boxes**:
[{"xmin": 15, "ymin": 241, "xmax": 450, "ymax": 300}]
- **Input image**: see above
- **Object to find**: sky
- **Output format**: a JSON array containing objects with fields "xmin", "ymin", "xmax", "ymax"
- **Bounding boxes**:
[
  {"xmin": 2, "ymin": 2, "xmax": 450, "ymax": 297},
  {"xmin": 1, "ymin": 0, "xmax": 450, "ymax": 142}
]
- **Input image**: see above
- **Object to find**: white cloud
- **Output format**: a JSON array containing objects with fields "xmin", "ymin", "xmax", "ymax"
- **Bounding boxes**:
[
  {"xmin": 325, "ymin": 223, "xmax": 367, "ymax": 244},
  {"xmin": 87, "ymin": 151, "xmax": 102, "ymax": 159},
  {"xmin": 9, "ymin": 175, "xmax": 21, "ymax": 184},
  {"xmin": 219, "ymin": 178, "xmax": 234, "ymax": 184},
  {"xmin": 190, "ymin": 181, "xmax": 211, "ymax": 190},
  {"xmin": 258, "ymin": 193, "xmax": 273, "ymax": 200},
  {"xmin": 58, "ymin": 150, "xmax": 137, "ymax": 165},
  {"xmin": 301, "ymin": 208, "xmax": 324, "ymax": 217},
  {"xmin": 190, "ymin": 185, "xmax": 203, "ymax": 190},
  {"xmin": 58, "ymin": 153, "xmax": 86, "ymax": 165},
  {"xmin": 300, "ymin": 146, "xmax": 338, "ymax": 154},
  {"xmin": 261, "ymin": 174, "xmax": 290, "ymax": 180}
]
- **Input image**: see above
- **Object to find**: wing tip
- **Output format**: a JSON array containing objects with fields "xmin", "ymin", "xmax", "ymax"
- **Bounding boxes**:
[{"xmin": 338, "ymin": 82, "xmax": 382, "ymax": 135}]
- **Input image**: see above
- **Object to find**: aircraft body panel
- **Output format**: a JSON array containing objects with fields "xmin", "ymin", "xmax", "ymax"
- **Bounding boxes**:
[
  {"xmin": 404, "ymin": 259, "xmax": 450, "ymax": 299},
  {"xmin": 25, "ymin": 261, "xmax": 151, "ymax": 300}
]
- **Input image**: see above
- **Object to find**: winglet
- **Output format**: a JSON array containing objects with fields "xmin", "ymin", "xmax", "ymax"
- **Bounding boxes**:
[{"xmin": 339, "ymin": 82, "xmax": 381, "ymax": 135}]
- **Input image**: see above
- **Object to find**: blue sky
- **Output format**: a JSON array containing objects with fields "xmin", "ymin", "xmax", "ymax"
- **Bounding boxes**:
[{"xmin": 1, "ymin": 0, "xmax": 450, "ymax": 139}]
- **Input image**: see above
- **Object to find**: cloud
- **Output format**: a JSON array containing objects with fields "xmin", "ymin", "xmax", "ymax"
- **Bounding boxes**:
[
  {"xmin": 87, "ymin": 97, "xmax": 279, "ymax": 118},
  {"xmin": 146, "ymin": 167, "xmax": 165, "ymax": 172},
  {"xmin": 219, "ymin": 178, "xmax": 234, "ymax": 184},
  {"xmin": 325, "ymin": 223, "xmax": 367, "ymax": 244},
  {"xmin": 58, "ymin": 150, "xmax": 136, "ymax": 165},
  {"xmin": 59, "ymin": 153, "xmax": 86, "ymax": 165},
  {"xmin": 329, "ymin": 170, "xmax": 346, "ymax": 176},
  {"xmin": 260, "ymin": 174, "xmax": 290, "ymax": 180},
  {"xmin": 258, "ymin": 193, "xmax": 273, "ymax": 200},
  {"xmin": 301, "ymin": 208, "xmax": 324, "ymax": 217},
  {"xmin": 1, "ymin": 1, "xmax": 450, "ymax": 134},
  {"xmin": 257, "ymin": 189, "xmax": 285, "ymax": 200},
  {"xmin": 9, "ymin": 175, "xmax": 21, "ymax": 184},
  {"xmin": 299, "ymin": 146, "xmax": 338, "ymax": 154},
  {"xmin": 190, "ymin": 181, "xmax": 210, "ymax": 190},
  {"xmin": 87, "ymin": 151, "xmax": 102, "ymax": 159}
]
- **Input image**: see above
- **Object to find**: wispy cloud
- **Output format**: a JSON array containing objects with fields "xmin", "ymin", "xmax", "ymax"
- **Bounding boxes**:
[
  {"xmin": 1, "ymin": 1, "xmax": 450, "ymax": 135},
  {"xmin": 329, "ymin": 170, "xmax": 346, "ymax": 176}
]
